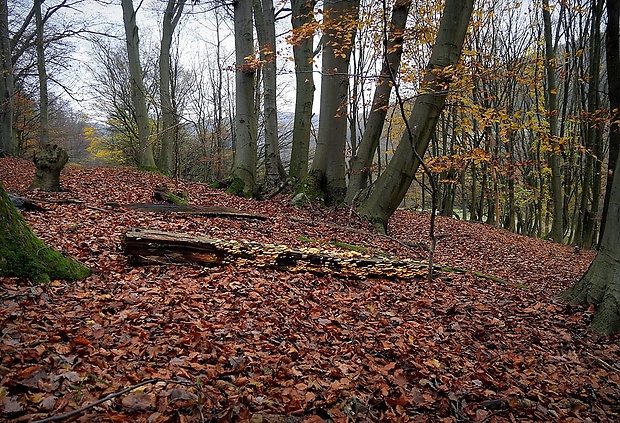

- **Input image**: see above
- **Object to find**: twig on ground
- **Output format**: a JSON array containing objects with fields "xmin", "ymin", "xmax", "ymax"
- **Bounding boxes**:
[{"xmin": 32, "ymin": 378, "xmax": 161, "ymax": 423}]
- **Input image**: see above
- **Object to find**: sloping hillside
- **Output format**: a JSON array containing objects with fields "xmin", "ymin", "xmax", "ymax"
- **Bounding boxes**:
[{"xmin": 1, "ymin": 157, "xmax": 617, "ymax": 422}]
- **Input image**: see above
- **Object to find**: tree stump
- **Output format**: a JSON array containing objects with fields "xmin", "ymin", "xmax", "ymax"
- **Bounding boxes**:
[{"xmin": 29, "ymin": 143, "xmax": 69, "ymax": 192}]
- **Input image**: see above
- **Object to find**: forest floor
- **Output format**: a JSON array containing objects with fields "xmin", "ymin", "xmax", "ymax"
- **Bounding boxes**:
[{"xmin": 1, "ymin": 157, "xmax": 619, "ymax": 423}]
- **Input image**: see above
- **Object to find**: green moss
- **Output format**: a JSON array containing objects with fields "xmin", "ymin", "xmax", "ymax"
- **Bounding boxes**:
[
  {"xmin": 209, "ymin": 181, "xmax": 223, "ymax": 189},
  {"xmin": 297, "ymin": 236, "xmax": 316, "ymax": 243},
  {"xmin": 293, "ymin": 174, "xmax": 325, "ymax": 206},
  {"xmin": 165, "ymin": 191, "xmax": 189, "ymax": 204},
  {"xmin": 226, "ymin": 177, "xmax": 246, "ymax": 196},
  {"xmin": 329, "ymin": 240, "xmax": 368, "ymax": 253},
  {"xmin": 0, "ymin": 185, "xmax": 90, "ymax": 283}
]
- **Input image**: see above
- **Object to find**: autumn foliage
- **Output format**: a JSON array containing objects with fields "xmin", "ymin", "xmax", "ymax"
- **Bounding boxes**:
[{"xmin": 1, "ymin": 157, "xmax": 619, "ymax": 422}]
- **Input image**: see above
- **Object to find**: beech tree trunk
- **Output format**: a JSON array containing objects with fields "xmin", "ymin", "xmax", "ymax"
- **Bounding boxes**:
[
  {"xmin": 311, "ymin": 0, "xmax": 360, "ymax": 204},
  {"xmin": 253, "ymin": 0, "xmax": 285, "ymax": 189},
  {"xmin": 356, "ymin": 0, "xmax": 474, "ymax": 232},
  {"xmin": 0, "ymin": 0, "xmax": 14, "ymax": 156},
  {"xmin": 29, "ymin": 143, "xmax": 68, "ymax": 192},
  {"xmin": 122, "ymin": 0, "xmax": 156, "ymax": 170},
  {"xmin": 289, "ymin": 0, "xmax": 316, "ymax": 182},
  {"xmin": 601, "ymin": 0, "xmax": 620, "ymax": 244},
  {"xmin": 0, "ymin": 182, "xmax": 90, "ymax": 283},
  {"xmin": 562, "ymin": 149, "xmax": 620, "ymax": 334},
  {"xmin": 35, "ymin": 0, "xmax": 49, "ymax": 147},
  {"xmin": 345, "ymin": 0, "xmax": 411, "ymax": 204},
  {"xmin": 542, "ymin": 0, "xmax": 564, "ymax": 243},
  {"xmin": 232, "ymin": 0, "xmax": 258, "ymax": 197},
  {"xmin": 158, "ymin": 0, "xmax": 185, "ymax": 176}
]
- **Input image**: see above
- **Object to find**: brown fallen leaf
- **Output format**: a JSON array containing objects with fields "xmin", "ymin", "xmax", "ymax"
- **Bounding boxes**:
[{"xmin": 121, "ymin": 392, "xmax": 154, "ymax": 412}]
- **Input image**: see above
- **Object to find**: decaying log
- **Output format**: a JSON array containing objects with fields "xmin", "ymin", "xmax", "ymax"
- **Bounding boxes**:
[
  {"xmin": 9, "ymin": 193, "xmax": 83, "ymax": 211},
  {"xmin": 9, "ymin": 194, "xmax": 47, "ymax": 211},
  {"xmin": 118, "ymin": 203, "xmax": 268, "ymax": 220},
  {"xmin": 122, "ymin": 228, "xmax": 431, "ymax": 279},
  {"xmin": 153, "ymin": 183, "xmax": 188, "ymax": 204}
]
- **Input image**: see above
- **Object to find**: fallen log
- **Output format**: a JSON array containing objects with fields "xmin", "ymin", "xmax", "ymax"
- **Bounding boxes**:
[
  {"xmin": 153, "ymin": 183, "xmax": 188, "ymax": 204},
  {"xmin": 122, "ymin": 228, "xmax": 432, "ymax": 279},
  {"xmin": 116, "ymin": 203, "xmax": 268, "ymax": 220}
]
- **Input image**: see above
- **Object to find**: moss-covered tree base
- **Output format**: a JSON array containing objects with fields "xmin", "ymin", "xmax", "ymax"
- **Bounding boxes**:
[
  {"xmin": 293, "ymin": 173, "xmax": 325, "ymax": 206},
  {"xmin": 0, "ymin": 183, "xmax": 90, "ymax": 283},
  {"xmin": 562, "ymin": 249, "xmax": 620, "ymax": 335}
]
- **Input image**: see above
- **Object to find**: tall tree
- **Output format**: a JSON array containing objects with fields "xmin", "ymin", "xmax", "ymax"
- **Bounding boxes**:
[
  {"xmin": 542, "ymin": 0, "xmax": 564, "ymax": 243},
  {"xmin": 121, "ymin": 0, "xmax": 156, "ymax": 170},
  {"xmin": 601, "ymin": 0, "xmax": 620, "ymax": 243},
  {"xmin": 232, "ymin": 0, "xmax": 258, "ymax": 196},
  {"xmin": 356, "ymin": 0, "xmax": 475, "ymax": 232},
  {"xmin": 0, "ymin": 0, "xmax": 15, "ymax": 155},
  {"xmin": 346, "ymin": 0, "xmax": 412, "ymax": 203},
  {"xmin": 158, "ymin": 0, "xmax": 186, "ymax": 175},
  {"xmin": 311, "ymin": 0, "xmax": 360, "ymax": 204},
  {"xmin": 0, "ymin": 0, "xmax": 36, "ymax": 154},
  {"xmin": 34, "ymin": 0, "xmax": 49, "ymax": 147},
  {"xmin": 562, "ymin": 142, "xmax": 620, "ymax": 334},
  {"xmin": 288, "ymin": 0, "xmax": 316, "ymax": 182},
  {"xmin": 253, "ymin": 0, "xmax": 285, "ymax": 189}
]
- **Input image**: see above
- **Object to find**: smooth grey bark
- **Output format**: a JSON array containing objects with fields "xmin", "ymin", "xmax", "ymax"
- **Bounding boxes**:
[
  {"xmin": 562, "ymin": 141, "xmax": 620, "ymax": 334},
  {"xmin": 601, "ymin": 0, "xmax": 620, "ymax": 244},
  {"xmin": 288, "ymin": 0, "xmax": 316, "ymax": 181},
  {"xmin": 0, "ymin": 0, "xmax": 14, "ymax": 155},
  {"xmin": 253, "ymin": 0, "xmax": 285, "ymax": 189},
  {"xmin": 35, "ymin": 0, "xmax": 49, "ymax": 147},
  {"xmin": 158, "ymin": 0, "xmax": 185, "ymax": 176},
  {"xmin": 311, "ymin": 0, "xmax": 360, "ymax": 204},
  {"xmin": 356, "ymin": 0, "xmax": 474, "ymax": 233},
  {"xmin": 345, "ymin": 0, "xmax": 411, "ymax": 204},
  {"xmin": 577, "ymin": 0, "xmax": 604, "ymax": 248},
  {"xmin": 121, "ymin": 0, "xmax": 156, "ymax": 169},
  {"xmin": 233, "ymin": 0, "xmax": 258, "ymax": 196},
  {"xmin": 542, "ymin": 0, "xmax": 564, "ymax": 243}
]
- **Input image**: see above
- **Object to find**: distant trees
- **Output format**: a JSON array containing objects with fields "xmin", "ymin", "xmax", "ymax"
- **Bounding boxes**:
[{"xmin": 0, "ymin": 0, "xmax": 617, "ymax": 252}]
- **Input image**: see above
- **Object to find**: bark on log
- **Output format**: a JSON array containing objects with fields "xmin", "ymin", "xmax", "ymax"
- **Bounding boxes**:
[
  {"xmin": 153, "ymin": 183, "xmax": 188, "ymax": 204},
  {"xmin": 122, "ymin": 228, "xmax": 431, "ymax": 279},
  {"xmin": 117, "ymin": 203, "xmax": 268, "ymax": 220}
]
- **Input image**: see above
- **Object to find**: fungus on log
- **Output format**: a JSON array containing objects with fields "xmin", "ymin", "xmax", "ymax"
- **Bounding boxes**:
[{"xmin": 122, "ymin": 228, "xmax": 432, "ymax": 279}]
